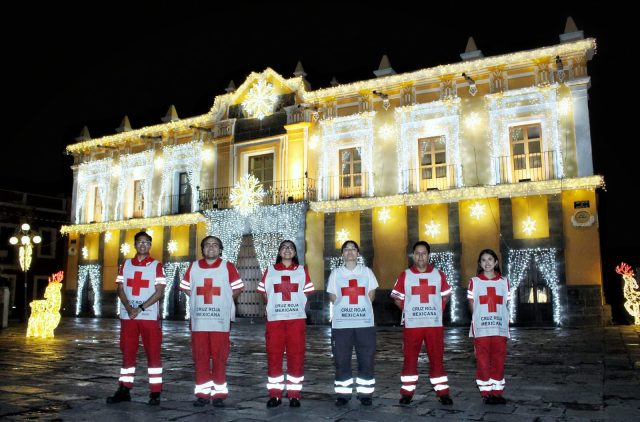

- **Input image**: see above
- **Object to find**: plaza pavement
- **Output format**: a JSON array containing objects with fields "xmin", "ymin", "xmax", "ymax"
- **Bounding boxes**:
[{"xmin": 0, "ymin": 318, "xmax": 639, "ymax": 421}]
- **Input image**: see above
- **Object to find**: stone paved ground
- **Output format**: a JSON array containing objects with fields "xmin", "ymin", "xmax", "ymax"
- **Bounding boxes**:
[{"xmin": 0, "ymin": 318, "xmax": 639, "ymax": 421}]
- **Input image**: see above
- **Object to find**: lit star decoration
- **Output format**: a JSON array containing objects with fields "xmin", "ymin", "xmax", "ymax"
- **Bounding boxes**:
[
  {"xmin": 230, "ymin": 175, "xmax": 265, "ymax": 216},
  {"xmin": 167, "ymin": 239, "xmax": 178, "ymax": 254},
  {"xmin": 81, "ymin": 246, "xmax": 89, "ymax": 259},
  {"xmin": 26, "ymin": 271, "xmax": 64, "ymax": 338},
  {"xmin": 464, "ymin": 112, "xmax": 481, "ymax": 129},
  {"xmin": 522, "ymin": 216, "xmax": 536, "ymax": 236},
  {"xmin": 76, "ymin": 265, "xmax": 102, "ymax": 316},
  {"xmin": 616, "ymin": 263, "xmax": 640, "ymax": 325},
  {"xmin": 242, "ymin": 79, "xmax": 277, "ymax": 120},
  {"xmin": 104, "ymin": 231, "xmax": 112, "ymax": 243},
  {"xmin": 336, "ymin": 228, "xmax": 350, "ymax": 245},
  {"xmin": 120, "ymin": 243, "xmax": 131, "ymax": 256},
  {"xmin": 469, "ymin": 201, "xmax": 486, "ymax": 220},
  {"xmin": 424, "ymin": 220, "xmax": 441, "ymax": 238},
  {"xmin": 377, "ymin": 207, "xmax": 391, "ymax": 224}
]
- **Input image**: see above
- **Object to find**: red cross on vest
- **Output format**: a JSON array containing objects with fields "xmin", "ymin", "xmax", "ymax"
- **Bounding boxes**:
[
  {"xmin": 479, "ymin": 286, "xmax": 503, "ymax": 313},
  {"xmin": 412, "ymin": 278, "xmax": 436, "ymax": 303},
  {"xmin": 341, "ymin": 279, "xmax": 365, "ymax": 304},
  {"xmin": 127, "ymin": 271, "xmax": 150, "ymax": 296},
  {"xmin": 197, "ymin": 278, "xmax": 221, "ymax": 304},
  {"xmin": 274, "ymin": 275, "xmax": 299, "ymax": 301}
]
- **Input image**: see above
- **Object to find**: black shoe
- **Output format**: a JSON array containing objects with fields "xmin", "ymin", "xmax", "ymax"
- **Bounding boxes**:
[
  {"xmin": 266, "ymin": 397, "xmax": 282, "ymax": 408},
  {"xmin": 106, "ymin": 386, "xmax": 131, "ymax": 404},
  {"xmin": 438, "ymin": 395, "xmax": 453, "ymax": 405},
  {"xmin": 148, "ymin": 392, "xmax": 161, "ymax": 406},
  {"xmin": 399, "ymin": 395, "xmax": 412, "ymax": 405},
  {"xmin": 335, "ymin": 397, "xmax": 349, "ymax": 407},
  {"xmin": 483, "ymin": 395, "xmax": 496, "ymax": 405},
  {"xmin": 289, "ymin": 398, "xmax": 301, "ymax": 407},
  {"xmin": 193, "ymin": 397, "xmax": 209, "ymax": 407},
  {"xmin": 212, "ymin": 398, "xmax": 225, "ymax": 407},
  {"xmin": 492, "ymin": 395, "xmax": 506, "ymax": 405},
  {"xmin": 360, "ymin": 397, "xmax": 373, "ymax": 406}
]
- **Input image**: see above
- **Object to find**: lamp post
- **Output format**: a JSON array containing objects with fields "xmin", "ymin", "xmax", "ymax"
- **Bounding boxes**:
[{"xmin": 9, "ymin": 223, "xmax": 41, "ymax": 321}]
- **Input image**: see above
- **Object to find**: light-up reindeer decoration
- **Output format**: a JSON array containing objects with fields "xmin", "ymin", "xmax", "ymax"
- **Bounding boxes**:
[
  {"xmin": 26, "ymin": 271, "xmax": 64, "ymax": 338},
  {"xmin": 615, "ymin": 263, "xmax": 640, "ymax": 325}
]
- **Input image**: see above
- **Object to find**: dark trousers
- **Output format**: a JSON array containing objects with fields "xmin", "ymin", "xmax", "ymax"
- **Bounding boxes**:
[{"xmin": 331, "ymin": 326, "xmax": 376, "ymax": 399}]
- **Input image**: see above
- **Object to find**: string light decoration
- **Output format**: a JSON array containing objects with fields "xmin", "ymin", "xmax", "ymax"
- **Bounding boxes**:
[
  {"xmin": 378, "ymin": 123, "xmax": 395, "ymax": 140},
  {"xmin": 377, "ymin": 207, "xmax": 391, "ymax": 224},
  {"xmin": 336, "ymin": 228, "xmax": 350, "ymax": 245},
  {"xmin": 163, "ymin": 262, "xmax": 190, "ymax": 319},
  {"xmin": 167, "ymin": 240, "xmax": 178, "ymax": 254},
  {"xmin": 114, "ymin": 151, "xmax": 154, "ymax": 220},
  {"xmin": 230, "ymin": 175, "xmax": 265, "ymax": 216},
  {"xmin": 507, "ymin": 248, "xmax": 562, "ymax": 325},
  {"xmin": 26, "ymin": 271, "xmax": 64, "ymax": 339},
  {"xmin": 76, "ymin": 265, "xmax": 102, "ymax": 316},
  {"xmin": 395, "ymin": 100, "xmax": 463, "ymax": 193},
  {"xmin": 424, "ymin": 220, "xmax": 441, "ymax": 238},
  {"xmin": 75, "ymin": 158, "xmax": 112, "ymax": 224},
  {"xmin": 429, "ymin": 252, "xmax": 459, "ymax": 322},
  {"xmin": 328, "ymin": 256, "xmax": 366, "ymax": 271},
  {"xmin": 317, "ymin": 112, "xmax": 375, "ymax": 200},
  {"xmin": 242, "ymin": 78, "xmax": 278, "ymax": 120},
  {"xmin": 469, "ymin": 201, "xmax": 486, "ymax": 220},
  {"xmin": 202, "ymin": 208, "xmax": 245, "ymax": 264},
  {"xmin": 120, "ymin": 243, "xmax": 131, "ymax": 256},
  {"xmin": 522, "ymin": 216, "xmax": 537, "ymax": 236},
  {"xmin": 158, "ymin": 141, "xmax": 203, "ymax": 214},
  {"xmin": 464, "ymin": 112, "xmax": 481, "ymax": 129},
  {"xmin": 61, "ymin": 213, "xmax": 204, "ymax": 235},
  {"xmin": 309, "ymin": 135, "xmax": 320, "ymax": 149},
  {"xmin": 615, "ymin": 263, "xmax": 640, "ymax": 325}
]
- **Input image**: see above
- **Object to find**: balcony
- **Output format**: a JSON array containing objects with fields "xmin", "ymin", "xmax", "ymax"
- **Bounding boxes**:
[
  {"xmin": 198, "ymin": 178, "xmax": 316, "ymax": 211},
  {"xmin": 498, "ymin": 150, "xmax": 558, "ymax": 184},
  {"xmin": 317, "ymin": 172, "xmax": 373, "ymax": 200},
  {"xmin": 165, "ymin": 193, "xmax": 193, "ymax": 215},
  {"xmin": 403, "ymin": 165, "xmax": 456, "ymax": 193}
]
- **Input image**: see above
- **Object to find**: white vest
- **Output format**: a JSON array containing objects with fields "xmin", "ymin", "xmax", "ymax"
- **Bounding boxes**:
[
  {"xmin": 264, "ymin": 265, "xmax": 308, "ymax": 321},
  {"xmin": 120, "ymin": 259, "xmax": 161, "ymax": 321},
  {"xmin": 469, "ymin": 276, "xmax": 510, "ymax": 338},
  {"xmin": 403, "ymin": 268, "xmax": 445, "ymax": 328},
  {"xmin": 331, "ymin": 267, "xmax": 375, "ymax": 329},
  {"xmin": 188, "ymin": 260, "xmax": 235, "ymax": 332}
]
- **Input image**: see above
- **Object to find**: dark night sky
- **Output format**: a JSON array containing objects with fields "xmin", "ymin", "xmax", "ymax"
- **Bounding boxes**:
[{"xmin": 3, "ymin": 3, "xmax": 637, "ymax": 319}]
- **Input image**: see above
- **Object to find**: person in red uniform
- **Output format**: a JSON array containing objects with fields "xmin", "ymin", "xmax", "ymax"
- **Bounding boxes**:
[
  {"xmin": 180, "ymin": 235, "xmax": 243, "ymax": 407},
  {"xmin": 391, "ymin": 240, "xmax": 453, "ymax": 406},
  {"xmin": 258, "ymin": 240, "xmax": 314, "ymax": 408},
  {"xmin": 107, "ymin": 231, "xmax": 166, "ymax": 405},
  {"xmin": 468, "ymin": 248, "xmax": 511, "ymax": 405}
]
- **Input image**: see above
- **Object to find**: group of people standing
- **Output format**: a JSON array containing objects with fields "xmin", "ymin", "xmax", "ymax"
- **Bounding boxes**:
[{"xmin": 106, "ymin": 231, "xmax": 511, "ymax": 409}]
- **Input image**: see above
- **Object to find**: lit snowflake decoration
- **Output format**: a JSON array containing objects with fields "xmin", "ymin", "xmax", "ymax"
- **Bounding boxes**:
[
  {"xmin": 242, "ymin": 79, "xmax": 277, "ymax": 120},
  {"xmin": 424, "ymin": 220, "xmax": 441, "ymax": 238},
  {"xmin": 522, "ymin": 216, "xmax": 536, "ymax": 236},
  {"xmin": 120, "ymin": 243, "xmax": 131, "ymax": 256},
  {"xmin": 336, "ymin": 228, "xmax": 350, "ymax": 245},
  {"xmin": 81, "ymin": 246, "xmax": 89, "ymax": 259},
  {"xmin": 230, "ymin": 175, "xmax": 265, "ymax": 215},
  {"xmin": 378, "ymin": 207, "xmax": 391, "ymax": 224},
  {"xmin": 378, "ymin": 124, "xmax": 394, "ymax": 140},
  {"xmin": 559, "ymin": 98, "xmax": 571, "ymax": 116},
  {"xmin": 146, "ymin": 229, "xmax": 154, "ymax": 237},
  {"xmin": 465, "ymin": 112, "xmax": 481, "ymax": 129},
  {"xmin": 167, "ymin": 239, "xmax": 178, "ymax": 254},
  {"xmin": 104, "ymin": 231, "xmax": 112, "ymax": 243},
  {"xmin": 469, "ymin": 201, "xmax": 486, "ymax": 220}
]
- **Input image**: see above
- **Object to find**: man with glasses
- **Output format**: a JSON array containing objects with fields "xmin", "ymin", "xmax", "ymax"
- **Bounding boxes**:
[
  {"xmin": 107, "ymin": 231, "xmax": 166, "ymax": 405},
  {"xmin": 391, "ymin": 240, "xmax": 453, "ymax": 406}
]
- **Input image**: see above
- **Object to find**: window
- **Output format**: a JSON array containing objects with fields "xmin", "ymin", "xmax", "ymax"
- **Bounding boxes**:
[
  {"xmin": 339, "ymin": 147, "xmax": 362, "ymax": 198},
  {"xmin": 133, "ymin": 180, "xmax": 144, "ymax": 218},
  {"xmin": 418, "ymin": 136, "xmax": 447, "ymax": 190},
  {"xmin": 37, "ymin": 227, "xmax": 56, "ymax": 259},
  {"xmin": 177, "ymin": 172, "xmax": 191, "ymax": 213},
  {"xmin": 249, "ymin": 153, "xmax": 274, "ymax": 191},
  {"xmin": 93, "ymin": 186, "xmax": 103, "ymax": 222},
  {"xmin": 510, "ymin": 123, "xmax": 542, "ymax": 182}
]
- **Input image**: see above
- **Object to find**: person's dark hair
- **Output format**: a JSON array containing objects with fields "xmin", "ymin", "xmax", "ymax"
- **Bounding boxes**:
[
  {"xmin": 134, "ymin": 231, "xmax": 152, "ymax": 243},
  {"xmin": 275, "ymin": 240, "xmax": 299, "ymax": 265},
  {"xmin": 341, "ymin": 240, "xmax": 360, "ymax": 253},
  {"xmin": 201, "ymin": 236, "xmax": 224, "ymax": 256},
  {"xmin": 476, "ymin": 249, "xmax": 501, "ymax": 275},
  {"xmin": 413, "ymin": 240, "xmax": 431, "ymax": 254}
]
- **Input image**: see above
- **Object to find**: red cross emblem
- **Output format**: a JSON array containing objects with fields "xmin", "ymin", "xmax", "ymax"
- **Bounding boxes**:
[
  {"xmin": 341, "ymin": 279, "xmax": 365, "ymax": 304},
  {"xmin": 411, "ymin": 278, "xmax": 436, "ymax": 303},
  {"xmin": 479, "ymin": 286, "xmax": 503, "ymax": 313},
  {"xmin": 273, "ymin": 275, "xmax": 299, "ymax": 302},
  {"xmin": 196, "ymin": 278, "xmax": 221, "ymax": 304},
  {"xmin": 127, "ymin": 271, "xmax": 149, "ymax": 296}
]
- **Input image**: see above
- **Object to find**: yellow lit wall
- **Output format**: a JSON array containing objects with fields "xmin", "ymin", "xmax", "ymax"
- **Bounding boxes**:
[
  {"xmin": 195, "ymin": 222, "xmax": 208, "ymax": 259},
  {"xmin": 147, "ymin": 226, "xmax": 164, "ymax": 259},
  {"xmin": 124, "ymin": 229, "xmax": 138, "ymax": 258},
  {"xmin": 562, "ymin": 190, "xmax": 602, "ymax": 286},
  {"xmin": 284, "ymin": 123, "xmax": 309, "ymax": 181},
  {"xmin": 66, "ymin": 234, "xmax": 79, "ymax": 291},
  {"xmin": 418, "ymin": 203, "xmax": 449, "ymax": 244},
  {"xmin": 103, "ymin": 231, "xmax": 120, "ymax": 291},
  {"xmin": 305, "ymin": 210, "xmax": 325, "ymax": 289},
  {"xmin": 84, "ymin": 232, "xmax": 100, "ymax": 261},
  {"xmin": 459, "ymin": 198, "xmax": 501, "ymax": 286},
  {"xmin": 169, "ymin": 225, "xmax": 190, "ymax": 257},
  {"xmin": 216, "ymin": 141, "xmax": 231, "ymax": 188},
  {"xmin": 372, "ymin": 206, "xmax": 408, "ymax": 289},
  {"xmin": 512, "ymin": 196, "xmax": 549, "ymax": 239},
  {"xmin": 334, "ymin": 211, "xmax": 360, "ymax": 249}
]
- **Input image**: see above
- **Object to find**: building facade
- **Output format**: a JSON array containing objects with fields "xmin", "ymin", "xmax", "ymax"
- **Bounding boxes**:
[{"xmin": 62, "ymin": 26, "xmax": 605, "ymax": 326}]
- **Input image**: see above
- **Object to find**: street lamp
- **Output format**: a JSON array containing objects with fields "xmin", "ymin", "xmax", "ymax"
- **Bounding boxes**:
[{"xmin": 9, "ymin": 223, "xmax": 41, "ymax": 321}]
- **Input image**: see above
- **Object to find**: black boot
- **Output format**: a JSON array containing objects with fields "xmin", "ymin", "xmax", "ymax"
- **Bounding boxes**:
[
  {"xmin": 148, "ymin": 392, "xmax": 161, "ymax": 405},
  {"xmin": 106, "ymin": 386, "xmax": 131, "ymax": 404}
]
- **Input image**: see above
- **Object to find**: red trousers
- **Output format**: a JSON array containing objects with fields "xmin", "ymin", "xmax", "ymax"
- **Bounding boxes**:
[
  {"xmin": 400, "ymin": 326, "xmax": 449, "ymax": 397},
  {"xmin": 265, "ymin": 318, "xmax": 306, "ymax": 399},
  {"xmin": 119, "ymin": 319, "xmax": 163, "ymax": 393},
  {"xmin": 192, "ymin": 331, "xmax": 230, "ymax": 399},
  {"xmin": 474, "ymin": 336, "xmax": 507, "ymax": 396}
]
